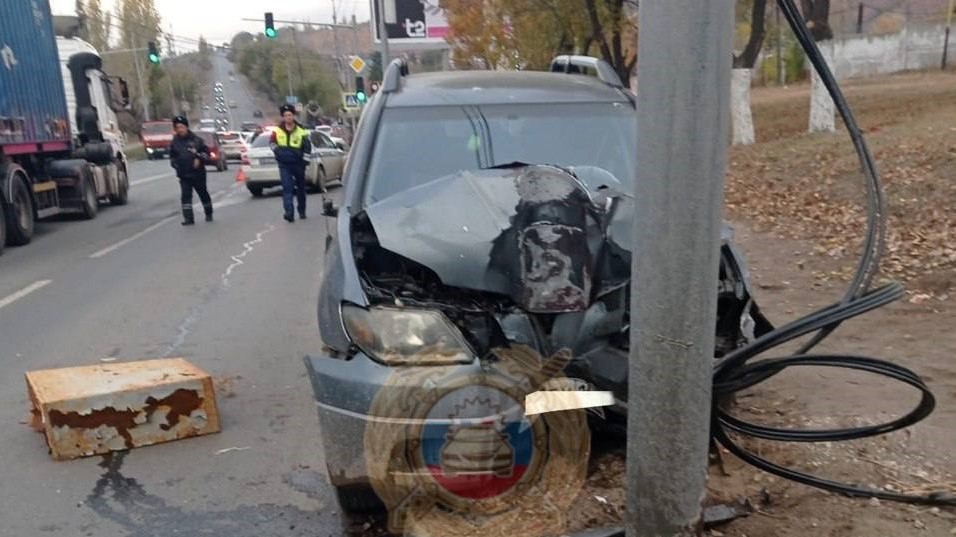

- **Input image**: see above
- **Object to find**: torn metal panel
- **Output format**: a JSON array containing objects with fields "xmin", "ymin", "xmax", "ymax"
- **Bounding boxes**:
[{"xmin": 25, "ymin": 358, "xmax": 221, "ymax": 460}]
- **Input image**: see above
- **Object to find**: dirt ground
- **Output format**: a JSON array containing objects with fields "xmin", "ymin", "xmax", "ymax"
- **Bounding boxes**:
[
  {"xmin": 347, "ymin": 70, "xmax": 956, "ymax": 536},
  {"xmin": 567, "ymin": 70, "xmax": 956, "ymax": 537}
]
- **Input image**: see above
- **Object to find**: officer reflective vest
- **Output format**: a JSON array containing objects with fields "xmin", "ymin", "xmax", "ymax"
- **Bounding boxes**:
[
  {"xmin": 273, "ymin": 125, "xmax": 309, "ymax": 149},
  {"xmin": 271, "ymin": 125, "xmax": 311, "ymax": 166}
]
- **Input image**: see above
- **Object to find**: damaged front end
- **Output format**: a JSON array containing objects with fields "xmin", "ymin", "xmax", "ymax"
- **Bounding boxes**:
[{"xmin": 337, "ymin": 165, "xmax": 772, "ymax": 425}]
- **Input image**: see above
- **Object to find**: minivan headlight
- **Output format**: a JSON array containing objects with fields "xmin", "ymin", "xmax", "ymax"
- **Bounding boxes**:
[{"xmin": 341, "ymin": 304, "xmax": 474, "ymax": 365}]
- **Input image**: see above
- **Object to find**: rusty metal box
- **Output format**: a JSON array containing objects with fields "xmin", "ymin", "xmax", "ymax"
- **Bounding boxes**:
[{"xmin": 26, "ymin": 358, "xmax": 221, "ymax": 460}]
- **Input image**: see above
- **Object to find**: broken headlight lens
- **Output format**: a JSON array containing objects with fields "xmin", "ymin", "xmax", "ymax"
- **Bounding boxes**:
[{"xmin": 341, "ymin": 304, "xmax": 474, "ymax": 366}]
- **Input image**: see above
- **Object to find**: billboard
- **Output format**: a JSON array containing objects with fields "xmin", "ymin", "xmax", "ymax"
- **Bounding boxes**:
[{"xmin": 371, "ymin": 0, "xmax": 450, "ymax": 45}]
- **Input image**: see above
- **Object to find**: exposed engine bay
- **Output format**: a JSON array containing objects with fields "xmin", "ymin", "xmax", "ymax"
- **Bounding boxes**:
[{"xmin": 348, "ymin": 165, "xmax": 773, "ymax": 418}]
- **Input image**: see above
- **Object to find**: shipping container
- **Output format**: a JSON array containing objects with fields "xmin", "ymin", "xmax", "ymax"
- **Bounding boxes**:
[{"xmin": 0, "ymin": 0, "xmax": 71, "ymax": 148}]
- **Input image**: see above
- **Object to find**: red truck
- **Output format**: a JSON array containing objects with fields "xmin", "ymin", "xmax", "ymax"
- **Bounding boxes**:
[{"xmin": 141, "ymin": 121, "xmax": 174, "ymax": 160}]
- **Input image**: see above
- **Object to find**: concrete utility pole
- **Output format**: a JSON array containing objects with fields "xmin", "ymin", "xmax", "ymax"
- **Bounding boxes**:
[
  {"xmin": 627, "ymin": 0, "xmax": 734, "ymax": 536},
  {"xmin": 375, "ymin": 0, "xmax": 390, "ymax": 67}
]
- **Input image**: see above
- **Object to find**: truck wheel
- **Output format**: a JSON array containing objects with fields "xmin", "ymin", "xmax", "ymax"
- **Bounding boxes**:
[
  {"xmin": 5, "ymin": 173, "xmax": 35, "ymax": 246},
  {"xmin": 247, "ymin": 185, "xmax": 264, "ymax": 197},
  {"xmin": 334, "ymin": 485, "xmax": 384, "ymax": 515},
  {"xmin": 109, "ymin": 166, "xmax": 130, "ymax": 206},
  {"xmin": 79, "ymin": 172, "xmax": 98, "ymax": 220}
]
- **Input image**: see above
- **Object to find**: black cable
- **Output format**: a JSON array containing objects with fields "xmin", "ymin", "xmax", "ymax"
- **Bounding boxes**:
[{"xmin": 709, "ymin": 0, "xmax": 953, "ymax": 507}]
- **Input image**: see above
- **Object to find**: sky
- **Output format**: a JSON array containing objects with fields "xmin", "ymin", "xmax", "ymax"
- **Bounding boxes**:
[{"xmin": 50, "ymin": 0, "xmax": 372, "ymax": 52}]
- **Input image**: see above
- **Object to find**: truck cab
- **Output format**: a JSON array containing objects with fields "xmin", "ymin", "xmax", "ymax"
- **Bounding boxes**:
[{"xmin": 56, "ymin": 37, "xmax": 126, "ymax": 159}]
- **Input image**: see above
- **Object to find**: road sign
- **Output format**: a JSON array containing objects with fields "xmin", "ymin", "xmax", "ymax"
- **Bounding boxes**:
[
  {"xmin": 343, "ymin": 93, "xmax": 360, "ymax": 110},
  {"xmin": 349, "ymin": 56, "xmax": 367, "ymax": 74},
  {"xmin": 286, "ymin": 95, "xmax": 298, "ymax": 105},
  {"xmin": 372, "ymin": 0, "xmax": 450, "ymax": 45}
]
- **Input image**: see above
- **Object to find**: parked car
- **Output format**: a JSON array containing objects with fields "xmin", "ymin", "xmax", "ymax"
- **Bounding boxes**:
[
  {"xmin": 229, "ymin": 100, "xmax": 237, "ymax": 109},
  {"xmin": 316, "ymin": 124, "xmax": 352, "ymax": 146},
  {"xmin": 313, "ymin": 125, "xmax": 348, "ymax": 149},
  {"xmin": 308, "ymin": 131, "xmax": 347, "ymax": 182},
  {"xmin": 240, "ymin": 128, "xmax": 329, "ymax": 196},
  {"xmin": 196, "ymin": 131, "xmax": 228, "ymax": 172},
  {"xmin": 303, "ymin": 57, "xmax": 774, "ymax": 514},
  {"xmin": 217, "ymin": 131, "xmax": 245, "ymax": 161}
]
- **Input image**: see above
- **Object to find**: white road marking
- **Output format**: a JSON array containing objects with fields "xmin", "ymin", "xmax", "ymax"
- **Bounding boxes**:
[
  {"xmin": 89, "ymin": 216, "xmax": 178, "ymax": 259},
  {"xmin": 0, "ymin": 280, "xmax": 53, "ymax": 310},
  {"xmin": 221, "ymin": 223, "xmax": 274, "ymax": 288},
  {"xmin": 129, "ymin": 172, "xmax": 174, "ymax": 186},
  {"xmin": 89, "ymin": 185, "xmax": 241, "ymax": 259}
]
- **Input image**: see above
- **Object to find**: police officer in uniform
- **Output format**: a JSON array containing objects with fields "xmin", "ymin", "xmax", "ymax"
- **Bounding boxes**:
[
  {"xmin": 169, "ymin": 116, "xmax": 213, "ymax": 225},
  {"xmin": 271, "ymin": 104, "xmax": 312, "ymax": 222}
]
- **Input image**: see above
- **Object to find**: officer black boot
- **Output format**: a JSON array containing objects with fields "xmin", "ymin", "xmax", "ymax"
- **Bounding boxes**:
[
  {"xmin": 204, "ymin": 204, "xmax": 213, "ymax": 222},
  {"xmin": 181, "ymin": 206, "xmax": 195, "ymax": 226}
]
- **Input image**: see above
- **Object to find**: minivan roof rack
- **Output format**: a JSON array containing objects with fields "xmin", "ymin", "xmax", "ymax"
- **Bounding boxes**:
[
  {"xmin": 549, "ymin": 55, "xmax": 624, "ymax": 88},
  {"xmin": 382, "ymin": 58, "xmax": 410, "ymax": 94}
]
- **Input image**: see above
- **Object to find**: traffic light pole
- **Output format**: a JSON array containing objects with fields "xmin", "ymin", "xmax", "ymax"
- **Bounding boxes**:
[
  {"xmin": 131, "ymin": 46, "xmax": 151, "ymax": 122},
  {"xmin": 627, "ymin": 0, "xmax": 734, "ymax": 535}
]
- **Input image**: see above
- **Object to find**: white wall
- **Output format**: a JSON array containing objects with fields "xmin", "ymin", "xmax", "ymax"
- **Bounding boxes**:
[{"xmin": 826, "ymin": 23, "xmax": 956, "ymax": 79}]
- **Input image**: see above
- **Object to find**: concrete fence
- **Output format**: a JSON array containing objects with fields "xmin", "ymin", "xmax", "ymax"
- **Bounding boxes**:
[{"xmin": 821, "ymin": 23, "xmax": 956, "ymax": 79}]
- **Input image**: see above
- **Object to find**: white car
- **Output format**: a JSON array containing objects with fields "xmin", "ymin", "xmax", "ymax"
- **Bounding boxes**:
[
  {"xmin": 242, "ymin": 129, "xmax": 342, "ymax": 197},
  {"xmin": 217, "ymin": 131, "xmax": 245, "ymax": 160}
]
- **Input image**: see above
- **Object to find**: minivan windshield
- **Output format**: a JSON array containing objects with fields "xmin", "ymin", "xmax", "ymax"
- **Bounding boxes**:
[{"xmin": 363, "ymin": 102, "xmax": 636, "ymax": 205}]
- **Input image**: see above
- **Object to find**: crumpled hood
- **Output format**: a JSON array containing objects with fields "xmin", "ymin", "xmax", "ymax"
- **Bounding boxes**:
[{"xmin": 363, "ymin": 165, "xmax": 636, "ymax": 312}]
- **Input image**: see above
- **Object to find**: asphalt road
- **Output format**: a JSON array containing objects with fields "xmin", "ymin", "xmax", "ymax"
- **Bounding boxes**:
[{"xmin": 0, "ymin": 54, "xmax": 347, "ymax": 536}]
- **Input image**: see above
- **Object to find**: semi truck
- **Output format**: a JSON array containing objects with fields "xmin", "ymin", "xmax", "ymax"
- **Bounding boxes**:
[{"xmin": 0, "ymin": 1, "xmax": 131, "ymax": 254}]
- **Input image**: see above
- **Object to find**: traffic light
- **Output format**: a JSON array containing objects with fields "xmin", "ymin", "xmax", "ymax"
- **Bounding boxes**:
[
  {"xmin": 264, "ymin": 12, "xmax": 277, "ymax": 39},
  {"xmin": 355, "ymin": 77, "xmax": 367, "ymax": 103},
  {"xmin": 147, "ymin": 41, "xmax": 160, "ymax": 64}
]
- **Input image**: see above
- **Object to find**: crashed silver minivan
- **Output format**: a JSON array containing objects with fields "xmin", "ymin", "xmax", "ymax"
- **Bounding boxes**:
[{"xmin": 305, "ymin": 57, "xmax": 773, "ymax": 515}]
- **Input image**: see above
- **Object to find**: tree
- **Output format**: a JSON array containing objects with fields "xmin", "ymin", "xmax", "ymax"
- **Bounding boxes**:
[
  {"xmin": 78, "ymin": 0, "xmax": 112, "ymax": 51},
  {"xmin": 111, "ymin": 0, "xmax": 162, "ymax": 121},
  {"xmin": 443, "ymin": 0, "xmax": 516, "ymax": 69},
  {"xmin": 734, "ymin": 0, "xmax": 768, "ymax": 69},
  {"xmin": 801, "ymin": 0, "xmax": 835, "ymax": 132},
  {"xmin": 115, "ymin": 0, "xmax": 161, "ymax": 49},
  {"xmin": 229, "ymin": 31, "xmax": 255, "ymax": 62},
  {"xmin": 233, "ymin": 36, "xmax": 340, "ymax": 117},
  {"xmin": 441, "ymin": 0, "xmax": 637, "ymax": 85},
  {"xmin": 731, "ymin": 0, "xmax": 768, "ymax": 146},
  {"xmin": 801, "ymin": 0, "xmax": 833, "ymax": 41}
]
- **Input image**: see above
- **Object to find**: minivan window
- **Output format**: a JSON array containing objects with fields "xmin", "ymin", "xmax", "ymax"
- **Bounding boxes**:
[{"xmin": 364, "ymin": 102, "xmax": 636, "ymax": 205}]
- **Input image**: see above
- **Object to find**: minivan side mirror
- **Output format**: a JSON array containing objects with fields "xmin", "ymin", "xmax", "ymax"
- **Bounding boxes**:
[{"xmin": 119, "ymin": 78, "xmax": 130, "ymax": 107}]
